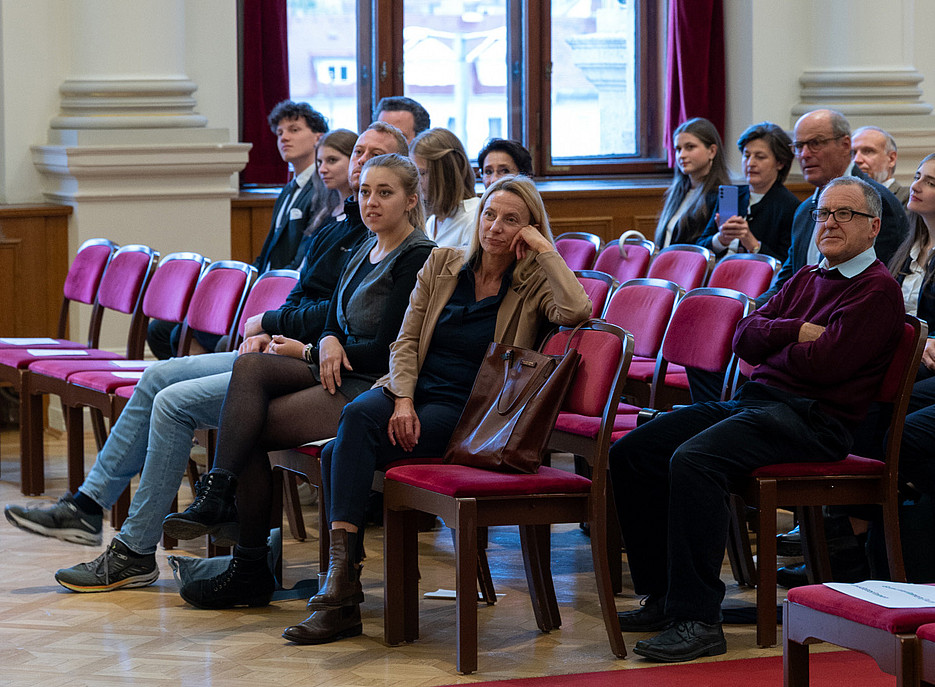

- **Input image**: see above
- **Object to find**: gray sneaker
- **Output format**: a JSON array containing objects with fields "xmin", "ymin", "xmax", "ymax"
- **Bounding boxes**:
[
  {"xmin": 55, "ymin": 538, "xmax": 158, "ymax": 592},
  {"xmin": 4, "ymin": 493, "xmax": 103, "ymax": 546}
]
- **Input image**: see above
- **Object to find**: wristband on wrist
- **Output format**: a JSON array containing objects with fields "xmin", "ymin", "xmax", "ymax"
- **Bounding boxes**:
[{"xmin": 303, "ymin": 343, "xmax": 315, "ymax": 363}]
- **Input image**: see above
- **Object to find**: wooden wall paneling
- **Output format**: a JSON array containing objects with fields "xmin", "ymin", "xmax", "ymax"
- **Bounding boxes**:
[
  {"xmin": 231, "ymin": 192, "xmax": 278, "ymax": 264},
  {"xmin": 549, "ymin": 215, "xmax": 615, "ymax": 238},
  {"xmin": 0, "ymin": 205, "xmax": 71, "ymax": 338}
]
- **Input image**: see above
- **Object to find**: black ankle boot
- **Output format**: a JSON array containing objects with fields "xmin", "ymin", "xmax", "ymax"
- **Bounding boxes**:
[
  {"xmin": 162, "ymin": 472, "xmax": 239, "ymax": 545},
  {"xmin": 307, "ymin": 529, "xmax": 364, "ymax": 610},
  {"xmin": 179, "ymin": 553, "xmax": 275, "ymax": 609}
]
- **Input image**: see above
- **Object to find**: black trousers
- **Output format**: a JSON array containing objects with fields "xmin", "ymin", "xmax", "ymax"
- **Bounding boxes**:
[
  {"xmin": 898, "ymin": 368, "xmax": 935, "ymax": 496},
  {"xmin": 609, "ymin": 382, "xmax": 852, "ymax": 623}
]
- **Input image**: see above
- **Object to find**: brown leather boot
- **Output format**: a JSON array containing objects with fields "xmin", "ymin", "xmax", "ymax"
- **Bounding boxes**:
[
  {"xmin": 307, "ymin": 528, "xmax": 363, "ymax": 610},
  {"xmin": 282, "ymin": 605, "xmax": 363, "ymax": 645}
]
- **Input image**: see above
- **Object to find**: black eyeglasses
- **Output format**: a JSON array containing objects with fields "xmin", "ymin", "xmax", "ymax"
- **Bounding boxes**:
[
  {"xmin": 810, "ymin": 208, "xmax": 876, "ymax": 223},
  {"xmin": 790, "ymin": 135, "xmax": 845, "ymax": 154}
]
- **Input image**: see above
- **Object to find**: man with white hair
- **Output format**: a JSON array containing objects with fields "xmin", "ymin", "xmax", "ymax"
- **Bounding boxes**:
[{"xmin": 852, "ymin": 125, "xmax": 909, "ymax": 204}]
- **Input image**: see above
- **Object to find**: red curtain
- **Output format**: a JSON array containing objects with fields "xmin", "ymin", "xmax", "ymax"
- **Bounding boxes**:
[
  {"xmin": 240, "ymin": 0, "xmax": 290, "ymax": 185},
  {"xmin": 664, "ymin": 0, "xmax": 726, "ymax": 166}
]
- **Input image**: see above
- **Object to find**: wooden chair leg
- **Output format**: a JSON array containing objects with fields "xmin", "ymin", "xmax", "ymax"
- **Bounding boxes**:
[
  {"xmin": 162, "ymin": 495, "xmax": 178, "ymax": 550},
  {"xmin": 755, "ymin": 480, "xmax": 779, "ymax": 647},
  {"xmin": 89, "ymin": 406, "xmax": 108, "ymax": 452},
  {"xmin": 726, "ymin": 494, "xmax": 756, "ymax": 587},
  {"xmin": 588, "ymin": 508, "xmax": 627, "ymax": 658},
  {"xmin": 519, "ymin": 524, "xmax": 554, "ymax": 632},
  {"xmin": 782, "ymin": 601, "xmax": 811, "ymax": 687},
  {"xmin": 282, "ymin": 472, "xmax": 307, "ymax": 542},
  {"xmin": 22, "ymin": 384, "xmax": 45, "ymax": 495},
  {"xmin": 455, "ymin": 503, "xmax": 479, "ymax": 675},
  {"xmin": 800, "ymin": 505, "xmax": 831, "ymax": 584},
  {"xmin": 64, "ymin": 404, "xmax": 85, "ymax": 495},
  {"xmin": 605, "ymin": 483, "xmax": 623, "ymax": 594}
]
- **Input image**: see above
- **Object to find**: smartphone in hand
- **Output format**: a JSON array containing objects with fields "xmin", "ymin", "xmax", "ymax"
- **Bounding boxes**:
[{"xmin": 717, "ymin": 185, "xmax": 750, "ymax": 220}]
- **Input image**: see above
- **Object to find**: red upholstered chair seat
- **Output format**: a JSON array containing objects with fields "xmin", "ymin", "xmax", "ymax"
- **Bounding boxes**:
[
  {"xmin": 385, "ymin": 463, "xmax": 592, "ymax": 500},
  {"xmin": 0, "ymin": 348, "xmax": 121, "ymax": 370},
  {"xmin": 114, "ymin": 385, "xmax": 135, "ymax": 399},
  {"xmin": 27, "ymin": 358, "xmax": 155, "ymax": 380},
  {"xmin": 554, "ymin": 402, "xmax": 640, "ymax": 438},
  {"xmin": 626, "ymin": 357, "xmax": 656, "ymax": 382},
  {"xmin": 67, "ymin": 369, "xmax": 144, "ymax": 393},
  {"xmin": 753, "ymin": 455, "xmax": 885, "ymax": 478},
  {"xmin": 918, "ymin": 623, "xmax": 935, "ymax": 643},
  {"xmin": 787, "ymin": 584, "xmax": 935, "ymax": 634}
]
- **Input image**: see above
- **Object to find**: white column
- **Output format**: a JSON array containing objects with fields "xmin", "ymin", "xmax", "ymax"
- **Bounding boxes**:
[
  {"xmin": 791, "ymin": 0, "xmax": 935, "ymax": 180},
  {"xmin": 31, "ymin": 0, "xmax": 250, "ymax": 351}
]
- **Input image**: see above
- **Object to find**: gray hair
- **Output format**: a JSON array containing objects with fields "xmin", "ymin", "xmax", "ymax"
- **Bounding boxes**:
[
  {"xmin": 853, "ymin": 125, "xmax": 898, "ymax": 155},
  {"xmin": 823, "ymin": 176, "xmax": 882, "ymax": 218}
]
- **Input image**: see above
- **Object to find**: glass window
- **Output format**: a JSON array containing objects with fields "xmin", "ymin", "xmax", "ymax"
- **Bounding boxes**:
[
  {"xmin": 286, "ymin": 0, "xmax": 359, "ymax": 129},
  {"xmin": 402, "ymin": 1, "xmax": 508, "ymax": 160},
  {"xmin": 550, "ymin": 0, "xmax": 637, "ymax": 160}
]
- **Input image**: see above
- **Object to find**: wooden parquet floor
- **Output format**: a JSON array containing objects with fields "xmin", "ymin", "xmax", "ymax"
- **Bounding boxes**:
[{"xmin": 0, "ymin": 426, "xmax": 795, "ymax": 686}]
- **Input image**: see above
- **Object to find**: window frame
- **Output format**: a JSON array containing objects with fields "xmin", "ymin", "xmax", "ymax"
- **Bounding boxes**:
[{"xmin": 355, "ymin": 0, "xmax": 667, "ymax": 178}]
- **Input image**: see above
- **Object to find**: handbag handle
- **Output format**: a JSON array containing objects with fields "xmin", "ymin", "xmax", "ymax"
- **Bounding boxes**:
[{"xmin": 495, "ymin": 349, "xmax": 548, "ymax": 414}]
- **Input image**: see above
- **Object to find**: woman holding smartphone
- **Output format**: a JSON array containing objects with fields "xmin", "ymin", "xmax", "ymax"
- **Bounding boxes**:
[{"xmin": 699, "ymin": 121, "xmax": 800, "ymax": 261}]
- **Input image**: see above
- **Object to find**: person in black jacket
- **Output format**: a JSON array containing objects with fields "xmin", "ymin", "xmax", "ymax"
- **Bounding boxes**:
[
  {"xmin": 147, "ymin": 101, "xmax": 334, "ymax": 359},
  {"xmin": 755, "ymin": 109, "xmax": 909, "ymax": 307},
  {"xmin": 699, "ymin": 122, "xmax": 800, "ymax": 262}
]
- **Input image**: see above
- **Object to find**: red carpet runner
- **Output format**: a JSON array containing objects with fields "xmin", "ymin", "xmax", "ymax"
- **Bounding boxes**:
[{"xmin": 439, "ymin": 651, "xmax": 892, "ymax": 686}]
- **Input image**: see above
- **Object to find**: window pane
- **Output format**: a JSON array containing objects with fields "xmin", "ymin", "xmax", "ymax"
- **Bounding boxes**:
[
  {"xmin": 550, "ymin": 0, "xmax": 637, "ymax": 159},
  {"xmin": 287, "ymin": 1, "xmax": 358, "ymax": 129},
  {"xmin": 403, "ymin": 1, "xmax": 508, "ymax": 160}
]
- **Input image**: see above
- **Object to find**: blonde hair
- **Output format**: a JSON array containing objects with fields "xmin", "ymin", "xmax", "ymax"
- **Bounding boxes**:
[
  {"xmin": 410, "ymin": 127, "xmax": 477, "ymax": 220},
  {"xmin": 465, "ymin": 175, "xmax": 553, "ymax": 282},
  {"xmin": 359, "ymin": 153, "xmax": 426, "ymax": 230}
]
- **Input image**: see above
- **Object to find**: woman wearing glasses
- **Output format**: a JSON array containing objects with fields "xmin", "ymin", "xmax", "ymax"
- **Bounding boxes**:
[{"xmin": 699, "ymin": 122, "xmax": 801, "ymax": 261}]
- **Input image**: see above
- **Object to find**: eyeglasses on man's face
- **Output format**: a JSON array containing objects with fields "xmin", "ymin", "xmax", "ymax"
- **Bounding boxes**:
[
  {"xmin": 790, "ymin": 135, "xmax": 845, "ymax": 154},
  {"xmin": 811, "ymin": 207, "xmax": 875, "ymax": 223}
]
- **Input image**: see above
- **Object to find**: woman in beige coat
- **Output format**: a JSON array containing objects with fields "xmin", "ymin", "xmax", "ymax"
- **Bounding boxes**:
[{"xmin": 283, "ymin": 175, "xmax": 591, "ymax": 646}]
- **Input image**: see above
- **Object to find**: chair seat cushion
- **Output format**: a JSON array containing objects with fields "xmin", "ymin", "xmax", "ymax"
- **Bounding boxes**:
[
  {"xmin": 385, "ymin": 464, "xmax": 592, "ymax": 498},
  {"xmin": 917, "ymin": 623, "xmax": 935, "ymax": 642},
  {"xmin": 626, "ymin": 358, "xmax": 656, "ymax": 382},
  {"xmin": 665, "ymin": 370, "xmax": 689, "ymax": 389},
  {"xmin": 66, "ymin": 369, "xmax": 143, "ymax": 392},
  {"xmin": 0, "ymin": 348, "xmax": 121, "ymax": 369},
  {"xmin": 114, "ymin": 385, "xmax": 136, "ymax": 399},
  {"xmin": 752, "ymin": 455, "xmax": 885, "ymax": 478},
  {"xmin": 787, "ymin": 584, "xmax": 935, "ymax": 633},
  {"xmin": 553, "ymin": 403, "xmax": 641, "ymax": 438},
  {"xmin": 0, "ymin": 338, "xmax": 86, "ymax": 350},
  {"xmin": 28, "ymin": 358, "xmax": 154, "ymax": 380}
]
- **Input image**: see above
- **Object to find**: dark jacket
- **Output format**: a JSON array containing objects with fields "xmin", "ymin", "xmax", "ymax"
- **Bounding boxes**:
[{"xmin": 253, "ymin": 173, "xmax": 326, "ymax": 273}]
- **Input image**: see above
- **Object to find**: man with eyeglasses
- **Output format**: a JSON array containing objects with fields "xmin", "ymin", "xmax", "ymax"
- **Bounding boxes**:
[
  {"xmin": 755, "ymin": 109, "xmax": 908, "ymax": 307},
  {"xmin": 610, "ymin": 176, "xmax": 903, "ymax": 662}
]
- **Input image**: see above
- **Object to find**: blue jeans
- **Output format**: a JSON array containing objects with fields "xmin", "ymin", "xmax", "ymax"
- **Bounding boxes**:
[{"xmin": 79, "ymin": 352, "xmax": 237, "ymax": 554}]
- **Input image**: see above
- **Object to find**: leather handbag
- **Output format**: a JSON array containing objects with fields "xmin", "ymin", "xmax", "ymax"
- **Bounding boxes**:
[{"xmin": 443, "ymin": 327, "xmax": 584, "ymax": 474}]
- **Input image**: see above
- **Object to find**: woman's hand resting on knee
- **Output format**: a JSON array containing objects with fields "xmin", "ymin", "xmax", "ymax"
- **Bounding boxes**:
[
  {"xmin": 388, "ymin": 397, "xmax": 421, "ymax": 452},
  {"xmin": 318, "ymin": 335, "xmax": 352, "ymax": 394},
  {"xmin": 267, "ymin": 335, "xmax": 305, "ymax": 359}
]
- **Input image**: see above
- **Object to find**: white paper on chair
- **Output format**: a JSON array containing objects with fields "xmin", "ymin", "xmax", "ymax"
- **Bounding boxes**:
[
  {"xmin": 824, "ymin": 581, "xmax": 935, "ymax": 608},
  {"xmin": 26, "ymin": 348, "xmax": 89, "ymax": 356},
  {"xmin": 110, "ymin": 360, "xmax": 156, "ymax": 368},
  {"xmin": 0, "ymin": 337, "xmax": 59, "ymax": 345},
  {"xmin": 112, "ymin": 372, "xmax": 145, "ymax": 379},
  {"xmin": 424, "ymin": 589, "xmax": 505, "ymax": 601}
]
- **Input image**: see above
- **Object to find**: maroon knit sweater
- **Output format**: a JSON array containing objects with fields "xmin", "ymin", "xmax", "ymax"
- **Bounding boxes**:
[{"xmin": 733, "ymin": 260, "xmax": 904, "ymax": 425}]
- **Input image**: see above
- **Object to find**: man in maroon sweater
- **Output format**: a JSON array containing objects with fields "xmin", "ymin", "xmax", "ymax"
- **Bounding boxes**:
[{"xmin": 609, "ymin": 176, "xmax": 904, "ymax": 662}]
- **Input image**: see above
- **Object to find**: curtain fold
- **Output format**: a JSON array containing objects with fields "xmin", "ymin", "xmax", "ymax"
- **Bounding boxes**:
[
  {"xmin": 240, "ymin": 0, "xmax": 290, "ymax": 185},
  {"xmin": 664, "ymin": 0, "xmax": 726, "ymax": 166}
]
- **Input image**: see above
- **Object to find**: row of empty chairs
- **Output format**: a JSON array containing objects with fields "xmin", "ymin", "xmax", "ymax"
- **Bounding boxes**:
[
  {"xmin": 0, "ymin": 237, "xmax": 301, "ymax": 499},
  {"xmin": 557, "ymin": 230, "xmax": 781, "ymax": 299}
]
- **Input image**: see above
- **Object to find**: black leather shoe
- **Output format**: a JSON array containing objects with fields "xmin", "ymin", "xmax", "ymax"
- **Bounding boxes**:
[
  {"xmin": 776, "ymin": 562, "xmax": 809, "ymax": 588},
  {"xmin": 179, "ymin": 554, "xmax": 275, "ymax": 609},
  {"xmin": 777, "ymin": 525, "xmax": 802, "ymax": 557},
  {"xmin": 617, "ymin": 596, "xmax": 670, "ymax": 632},
  {"xmin": 282, "ymin": 605, "xmax": 363, "ymax": 645},
  {"xmin": 162, "ymin": 472, "xmax": 239, "ymax": 546},
  {"xmin": 633, "ymin": 620, "xmax": 727, "ymax": 662}
]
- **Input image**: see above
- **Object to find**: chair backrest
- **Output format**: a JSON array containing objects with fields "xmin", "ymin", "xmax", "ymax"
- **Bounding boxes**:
[
  {"xmin": 233, "ymin": 268, "xmax": 301, "ymax": 345},
  {"xmin": 58, "ymin": 238, "xmax": 118, "ymax": 340},
  {"xmin": 593, "ymin": 237, "xmax": 655, "ymax": 282},
  {"xmin": 651, "ymin": 287, "xmax": 752, "ymax": 406},
  {"xmin": 92, "ymin": 244, "xmax": 159, "ymax": 357},
  {"xmin": 541, "ymin": 321, "xmax": 633, "ymax": 483},
  {"xmin": 646, "ymin": 244, "xmax": 714, "ymax": 291},
  {"xmin": 707, "ymin": 253, "xmax": 780, "ymax": 298},
  {"xmin": 141, "ymin": 252, "xmax": 209, "ymax": 323},
  {"xmin": 574, "ymin": 270, "xmax": 616, "ymax": 318},
  {"xmin": 176, "ymin": 260, "xmax": 256, "ymax": 355},
  {"xmin": 555, "ymin": 231, "xmax": 602, "ymax": 270},
  {"xmin": 602, "ymin": 278, "xmax": 682, "ymax": 359}
]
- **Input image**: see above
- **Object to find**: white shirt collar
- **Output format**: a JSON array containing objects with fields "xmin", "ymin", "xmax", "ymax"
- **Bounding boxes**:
[
  {"xmin": 817, "ymin": 245, "xmax": 877, "ymax": 278},
  {"xmin": 293, "ymin": 164, "xmax": 315, "ymax": 189}
]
